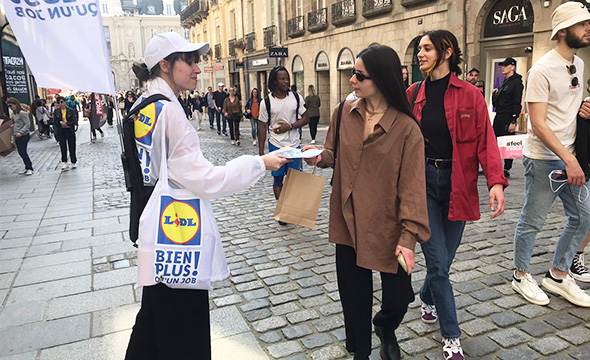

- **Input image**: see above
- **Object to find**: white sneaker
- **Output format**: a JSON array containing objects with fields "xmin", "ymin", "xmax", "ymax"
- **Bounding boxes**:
[
  {"xmin": 512, "ymin": 271, "xmax": 550, "ymax": 305},
  {"xmin": 570, "ymin": 252, "xmax": 590, "ymax": 282},
  {"xmin": 253, "ymin": 140, "xmax": 257, "ymax": 146},
  {"xmin": 442, "ymin": 338, "xmax": 464, "ymax": 360},
  {"xmin": 542, "ymin": 271, "xmax": 590, "ymax": 307},
  {"xmin": 25, "ymin": 169, "xmax": 34, "ymax": 176},
  {"xmin": 71, "ymin": 163, "xmax": 77, "ymax": 169},
  {"xmin": 231, "ymin": 140, "xmax": 235, "ymax": 145},
  {"xmin": 19, "ymin": 169, "xmax": 28, "ymax": 175},
  {"xmin": 61, "ymin": 162, "xmax": 69, "ymax": 171},
  {"xmin": 311, "ymin": 139, "xmax": 316, "ymax": 144}
]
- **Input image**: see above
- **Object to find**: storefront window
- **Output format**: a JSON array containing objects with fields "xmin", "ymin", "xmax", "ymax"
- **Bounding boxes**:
[{"xmin": 292, "ymin": 55, "xmax": 304, "ymax": 94}]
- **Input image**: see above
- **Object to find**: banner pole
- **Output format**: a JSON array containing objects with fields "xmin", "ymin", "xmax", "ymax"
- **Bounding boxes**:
[{"xmin": 111, "ymin": 71, "xmax": 126, "ymax": 154}]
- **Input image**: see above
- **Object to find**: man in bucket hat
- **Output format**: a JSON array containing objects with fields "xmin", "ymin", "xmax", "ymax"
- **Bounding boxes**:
[{"xmin": 512, "ymin": 1, "xmax": 590, "ymax": 308}]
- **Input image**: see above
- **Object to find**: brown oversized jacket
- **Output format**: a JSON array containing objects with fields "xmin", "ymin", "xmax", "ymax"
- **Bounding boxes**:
[{"xmin": 318, "ymin": 98, "xmax": 430, "ymax": 273}]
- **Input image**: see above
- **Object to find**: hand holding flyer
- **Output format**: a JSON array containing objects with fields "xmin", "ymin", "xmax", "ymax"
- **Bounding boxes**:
[{"xmin": 270, "ymin": 146, "xmax": 324, "ymax": 159}]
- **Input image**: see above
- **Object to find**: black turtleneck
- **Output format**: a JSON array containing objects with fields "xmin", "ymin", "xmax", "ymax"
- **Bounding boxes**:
[{"xmin": 422, "ymin": 73, "xmax": 452, "ymax": 159}]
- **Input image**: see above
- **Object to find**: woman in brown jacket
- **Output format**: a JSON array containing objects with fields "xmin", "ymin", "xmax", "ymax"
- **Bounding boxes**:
[
  {"xmin": 223, "ymin": 86, "xmax": 243, "ymax": 145},
  {"xmin": 305, "ymin": 45, "xmax": 430, "ymax": 360}
]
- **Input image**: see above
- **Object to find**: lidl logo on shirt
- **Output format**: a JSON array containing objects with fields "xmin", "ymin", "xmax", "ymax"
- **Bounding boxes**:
[
  {"xmin": 158, "ymin": 196, "xmax": 202, "ymax": 246},
  {"xmin": 135, "ymin": 100, "xmax": 163, "ymax": 146}
]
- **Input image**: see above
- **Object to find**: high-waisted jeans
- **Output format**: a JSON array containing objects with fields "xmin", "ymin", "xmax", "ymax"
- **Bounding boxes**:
[{"xmin": 420, "ymin": 162, "xmax": 465, "ymax": 339}]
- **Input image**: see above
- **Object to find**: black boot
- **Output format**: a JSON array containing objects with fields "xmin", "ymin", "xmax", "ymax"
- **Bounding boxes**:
[
  {"xmin": 375, "ymin": 325, "xmax": 401, "ymax": 360},
  {"xmin": 353, "ymin": 355, "xmax": 369, "ymax": 360}
]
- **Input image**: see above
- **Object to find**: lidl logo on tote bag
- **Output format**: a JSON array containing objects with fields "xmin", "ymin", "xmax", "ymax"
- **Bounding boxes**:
[{"xmin": 158, "ymin": 196, "xmax": 202, "ymax": 246}]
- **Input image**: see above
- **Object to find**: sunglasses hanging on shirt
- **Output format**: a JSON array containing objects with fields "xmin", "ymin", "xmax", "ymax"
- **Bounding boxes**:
[{"xmin": 568, "ymin": 65, "xmax": 579, "ymax": 87}]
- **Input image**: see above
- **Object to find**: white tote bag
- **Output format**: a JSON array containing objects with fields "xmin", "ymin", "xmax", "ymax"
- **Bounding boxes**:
[{"xmin": 136, "ymin": 116, "xmax": 226, "ymax": 290}]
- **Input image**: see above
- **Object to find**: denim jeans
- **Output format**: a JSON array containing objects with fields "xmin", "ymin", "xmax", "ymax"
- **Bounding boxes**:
[
  {"xmin": 215, "ymin": 110, "xmax": 226, "ymax": 134},
  {"xmin": 420, "ymin": 163, "xmax": 465, "ymax": 339},
  {"xmin": 208, "ymin": 108, "xmax": 215, "ymax": 128},
  {"xmin": 250, "ymin": 118, "xmax": 258, "ymax": 140},
  {"xmin": 15, "ymin": 134, "xmax": 33, "ymax": 170},
  {"xmin": 514, "ymin": 156, "xmax": 590, "ymax": 272}
]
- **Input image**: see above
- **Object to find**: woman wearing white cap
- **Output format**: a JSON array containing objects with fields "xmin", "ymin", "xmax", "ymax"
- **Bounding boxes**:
[{"xmin": 124, "ymin": 32, "xmax": 288, "ymax": 359}]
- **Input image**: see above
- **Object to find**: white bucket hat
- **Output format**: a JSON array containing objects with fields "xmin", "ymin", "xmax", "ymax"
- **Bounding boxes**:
[
  {"xmin": 144, "ymin": 32, "xmax": 209, "ymax": 70},
  {"xmin": 551, "ymin": 2, "xmax": 590, "ymax": 40}
]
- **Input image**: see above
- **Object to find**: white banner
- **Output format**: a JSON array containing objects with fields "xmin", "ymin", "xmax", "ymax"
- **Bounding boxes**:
[{"xmin": 2, "ymin": 0, "xmax": 115, "ymax": 95}]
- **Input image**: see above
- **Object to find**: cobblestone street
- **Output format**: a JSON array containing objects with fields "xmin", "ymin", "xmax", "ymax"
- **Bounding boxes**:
[{"xmin": 0, "ymin": 116, "xmax": 589, "ymax": 360}]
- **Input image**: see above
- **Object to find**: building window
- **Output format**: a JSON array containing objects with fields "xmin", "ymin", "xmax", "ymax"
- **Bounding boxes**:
[
  {"xmin": 267, "ymin": 0, "xmax": 276, "ymax": 26},
  {"xmin": 102, "ymin": 3, "xmax": 108, "ymax": 13},
  {"xmin": 294, "ymin": 0, "xmax": 302, "ymax": 16},
  {"xmin": 313, "ymin": 0, "xmax": 325, "ymax": 10},
  {"xmin": 230, "ymin": 10, "xmax": 236, "ymax": 39},
  {"xmin": 184, "ymin": 29, "xmax": 190, "ymax": 39},
  {"xmin": 151, "ymin": 29, "xmax": 156, "ymax": 38},
  {"xmin": 249, "ymin": 2, "xmax": 255, "ymax": 32},
  {"xmin": 104, "ymin": 26, "xmax": 111, "ymax": 56},
  {"xmin": 166, "ymin": 4, "xmax": 172, "ymax": 14},
  {"xmin": 216, "ymin": 25, "xmax": 221, "ymax": 44}
]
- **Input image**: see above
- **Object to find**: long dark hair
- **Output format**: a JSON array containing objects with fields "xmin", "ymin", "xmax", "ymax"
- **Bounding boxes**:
[
  {"xmin": 357, "ymin": 45, "xmax": 414, "ymax": 120},
  {"xmin": 423, "ymin": 30, "xmax": 463, "ymax": 76},
  {"xmin": 132, "ymin": 51, "xmax": 201, "ymax": 87},
  {"xmin": 268, "ymin": 66, "xmax": 289, "ymax": 93},
  {"xmin": 250, "ymin": 87, "xmax": 260, "ymax": 100}
]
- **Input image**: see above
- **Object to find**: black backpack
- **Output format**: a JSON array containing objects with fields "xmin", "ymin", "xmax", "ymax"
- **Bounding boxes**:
[{"xmin": 120, "ymin": 94, "xmax": 169, "ymax": 246}]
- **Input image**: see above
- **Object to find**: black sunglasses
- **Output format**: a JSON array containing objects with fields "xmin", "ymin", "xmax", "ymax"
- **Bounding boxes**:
[
  {"xmin": 568, "ymin": 65, "xmax": 579, "ymax": 87},
  {"xmin": 351, "ymin": 69, "xmax": 372, "ymax": 82}
]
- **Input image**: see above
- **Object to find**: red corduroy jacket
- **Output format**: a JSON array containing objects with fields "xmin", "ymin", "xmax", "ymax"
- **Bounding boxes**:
[{"xmin": 406, "ymin": 73, "xmax": 509, "ymax": 221}]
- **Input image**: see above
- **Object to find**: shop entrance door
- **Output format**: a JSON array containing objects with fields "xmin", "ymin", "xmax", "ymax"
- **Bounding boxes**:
[{"xmin": 316, "ymin": 71, "xmax": 330, "ymax": 125}]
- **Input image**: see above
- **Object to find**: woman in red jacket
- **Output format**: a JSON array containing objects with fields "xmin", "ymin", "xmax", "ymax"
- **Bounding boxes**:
[{"xmin": 406, "ymin": 30, "xmax": 508, "ymax": 360}]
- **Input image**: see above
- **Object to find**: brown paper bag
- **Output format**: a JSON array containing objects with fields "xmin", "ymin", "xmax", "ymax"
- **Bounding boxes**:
[{"xmin": 274, "ymin": 167, "xmax": 326, "ymax": 229}]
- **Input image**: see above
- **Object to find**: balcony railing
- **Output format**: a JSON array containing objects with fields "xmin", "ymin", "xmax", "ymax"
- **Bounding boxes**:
[
  {"xmin": 308, "ymin": 8, "xmax": 328, "ymax": 32},
  {"xmin": 362, "ymin": 0, "xmax": 393, "ymax": 17},
  {"xmin": 263, "ymin": 25, "xmax": 276, "ymax": 47},
  {"xmin": 245, "ymin": 32, "xmax": 256, "ymax": 52},
  {"xmin": 228, "ymin": 38, "xmax": 237, "ymax": 57},
  {"xmin": 214, "ymin": 43, "xmax": 221, "ymax": 60},
  {"xmin": 332, "ymin": 0, "xmax": 356, "ymax": 26},
  {"xmin": 180, "ymin": 0, "xmax": 197, "ymax": 27},
  {"xmin": 401, "ymin": 0, "xmax": 435, "ymax": 7},
  {"xmin": 287, "ymin": 16, "xmax": 305, "ymax": 38}
]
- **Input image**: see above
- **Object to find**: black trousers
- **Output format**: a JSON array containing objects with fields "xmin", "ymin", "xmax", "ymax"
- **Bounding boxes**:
[
  {"xmin": 309, "ymin": 116, "xmax": 320, "ymax": 140},
  {"xmin": 227, "ymin": 114, "xmax": 241, "ymax": 141},
  {"xmin": 59, "ymin": 128, "xmax": 77, "ymax": 164},
  {"xmin": 336, "ymin": 244, "xmax": 414, "ymax": 357},
  {"xmin": 126, "ymin": 283, "xmax": 211, "ymax": 360}
]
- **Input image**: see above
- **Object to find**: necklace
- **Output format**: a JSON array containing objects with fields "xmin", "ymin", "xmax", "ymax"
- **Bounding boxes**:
[{"xmin": 366, "ymin": 106, "xmax": 388, "ymax": 124}]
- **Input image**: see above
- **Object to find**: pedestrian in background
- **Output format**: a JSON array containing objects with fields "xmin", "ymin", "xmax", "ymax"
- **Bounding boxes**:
[
  {"xmin": 89, "ymin": 93, "xmax": 106, "ymax": 143},
  {"xmin": 223, "ymin": 86, "xmax": 243, "ymax": 145},
  {"xmin": 245, "ymin": 88, "xmax": 261, "ymax": 146},
  {"xmin": 124, "ymin": 91, "xmax": 136, "ymax": 116},
  {"xmin": 491, "ymin": 57, "xmax": 524, "ymax": 178},
  {"xmin": 258, "ymin": 66, "xmax": 308, "ymax": 224},
  {"xmin": 206, "ymin": 86, "xmax": 215, "ymax": 130},
  {"xmin": 36, "ymin": 99, "xmax": 51, "ymax": 138},
  {"xmin": 213, "ymin": 83, "xmax": 228, "ymax": 136},
  {"xmin": 401, "ymin": 65, "xmax": 409, "ymax": 89},
  {"xmin": 178, "ymin": 90, "xmax": 191, "ymax": 120},
  {"xmin": 125, "ymin": 31, "xmax": 287, "ymax": 360},
  {"xmin": 7, "ymin": 98, "xmax": 34, "ymax": 175},
  {"xmin": 304, "ymin": 84, "xmax": 321, "ymax": 144},
  {"xmin": 53, "ymin": 96, "xmax": 78, "ymax": 171},
  {"xmin": 407, "ymin": 30, "xmax": 507, "ymax": 360},
  {"xmin": 304, "ymin": 45, "xmax": 430, "ymax": 360},
  {"xmin": 512, "ymin": 2, "xmax": 590, "ymax": 308}
]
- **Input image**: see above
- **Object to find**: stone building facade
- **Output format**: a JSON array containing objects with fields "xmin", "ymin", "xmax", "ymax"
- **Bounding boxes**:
[
  {"xmin": 100, "ymin": 0, "xmax": 185, "ymax": 91},
  {"xmin": 182, "ymin": 0, "xmax": 590, "ymax": 124}
]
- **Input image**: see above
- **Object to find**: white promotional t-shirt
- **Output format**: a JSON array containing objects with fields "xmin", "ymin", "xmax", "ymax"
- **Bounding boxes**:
[
  {"xmin": 259, "ymin": 92, "xmax": 306, "ymax": 148},
  {"xmin": 524, "ymin": 49, "xmax": 583, "ymax": 160}
]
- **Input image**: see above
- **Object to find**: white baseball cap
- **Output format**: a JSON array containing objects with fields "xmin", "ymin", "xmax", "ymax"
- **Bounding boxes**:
[
  {"xmin": 551, "ymin": 2, "xmax": 590, "ymax": 40},
  {"xmin": 144, "ymin": 32, "xmax": 209, "ymax": 70},
  {"xmin": 218, "ymin": 82, "xmax": 224, "ymax": 87}
]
